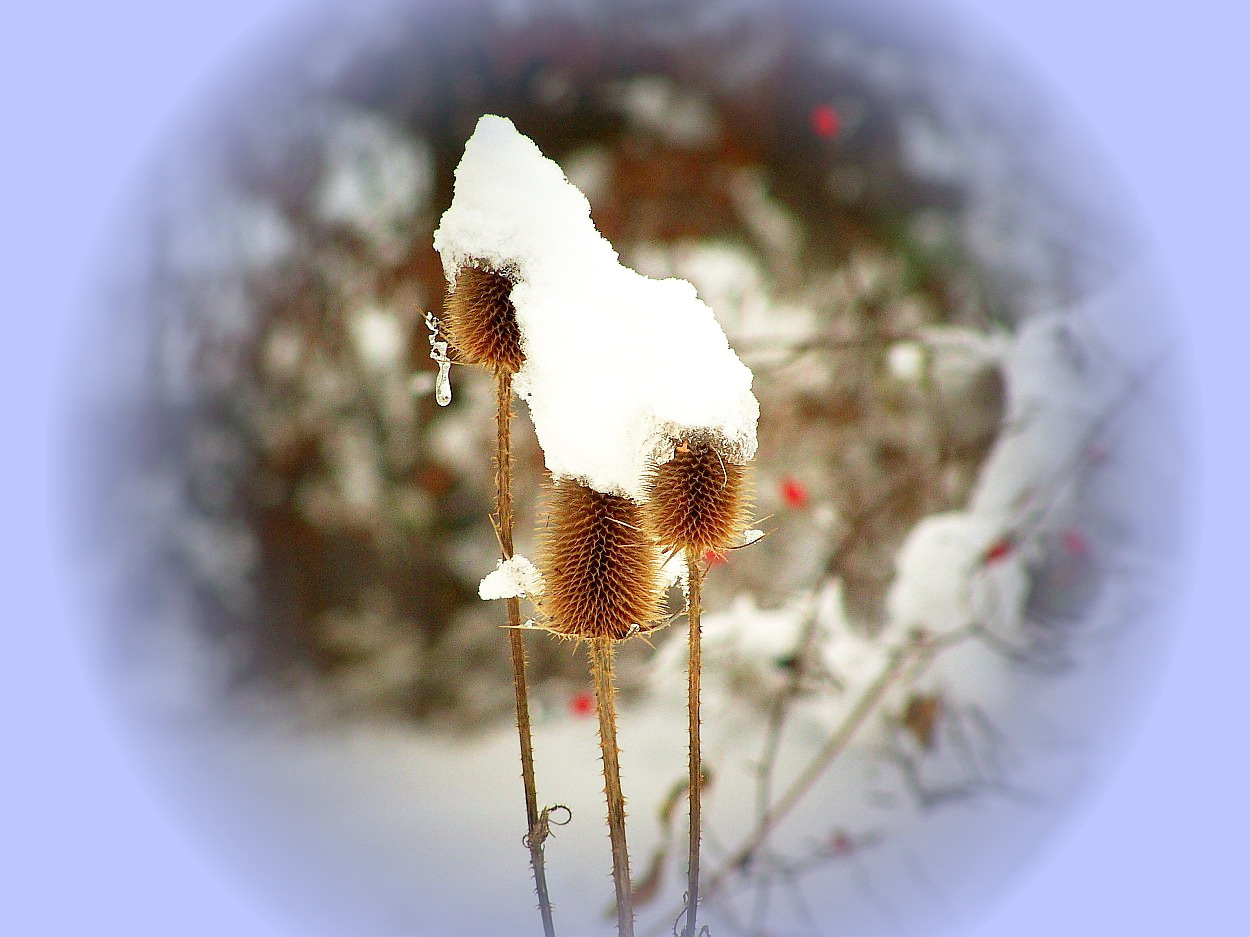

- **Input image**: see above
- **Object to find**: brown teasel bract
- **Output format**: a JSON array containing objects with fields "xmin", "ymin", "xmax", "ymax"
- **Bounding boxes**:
[
  {"xmin": 642, "ymin": 439, "xmax": 752, "ymax": 556},
  {"xmin": 445, "ymin": 262, "xmax": 525, "ymax": 373},
  {"xmin": 537, "ymin": 480, "xmax": 665, "ymax": 640}
]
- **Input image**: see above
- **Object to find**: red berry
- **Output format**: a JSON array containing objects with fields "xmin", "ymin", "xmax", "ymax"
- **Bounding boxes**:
[
  {"xmin": 1062, "ymin": 530, "xmax": 1090, "ymax": 556},
  {"xmin": 983, "ymin": 537, "xmax": 1013, "ymax": 564},
  {"xmin": 811, "ymin": 104, "xmax": 841, "ymax": 139},
  {"xmin": 780, "ymin": 477, "xmax": 809, "ymax": 509},
  {"xmin": 569, "ymin": 691, "xmax": 595, "ymax": 718},
  {"xmin": 705, "ymin": 549, "xmax": 727, "ymax": 567}
]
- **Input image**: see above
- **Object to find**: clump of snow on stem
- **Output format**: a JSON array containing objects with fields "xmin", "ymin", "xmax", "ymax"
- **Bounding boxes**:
[
  {"xmin": 433, "ymin": 115, "xmax": 758, "ymax": 499},
  {"xmin": 659, "ymin": 552, "xmax": 690, "ymax": 593},
  {"xmin": 478, "ymin": 555, "xmax": 545, "ymax": 600}
]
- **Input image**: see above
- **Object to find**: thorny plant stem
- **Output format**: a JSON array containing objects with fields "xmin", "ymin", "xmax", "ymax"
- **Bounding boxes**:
[
  {"xmin": 590, "ymin": 636, "xmax": 635, "ymax": 937},
  {"xmin": 496, "ymin": 370, "xmax": 557, "ymax": 937},
  {"xmin": 683, "ymin": 555, "xmax": 704, "ymax": 937}
]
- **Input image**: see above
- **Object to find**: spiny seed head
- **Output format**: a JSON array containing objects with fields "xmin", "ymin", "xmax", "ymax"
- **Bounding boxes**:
[
  {"xmin": 536, "ymin": 480, "xmax": 665, "ymax": 641},
  {"xmin": 444, "ymin": 262, "xmax": 525, "ymax": 374},
  {"xmin": 642, "ymin": 437, "xmax": 753, "ymax": 556}
]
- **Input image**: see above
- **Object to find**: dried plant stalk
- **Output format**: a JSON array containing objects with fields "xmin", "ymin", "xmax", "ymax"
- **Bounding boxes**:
[
  {"xmin": 536, "ymin": 479, "xmax": 663, "ymax": 934},
  {"xmin": 441, "ymin": 261, "xmax": 556, "ymax": 934},
  {"xmin": 496, "ymin": 370, "xmax": 557, "ymax": 937},
  {"xmin": 682, "ymin": 554, "xmax": 704, "ymax": 937},
  {"xmin": 590, "ymin": 636, "xmax": 635, "ymax": 937},
  {"xmin": 641, "ymin": 438, "xmax": 751, "ymax": 937}
]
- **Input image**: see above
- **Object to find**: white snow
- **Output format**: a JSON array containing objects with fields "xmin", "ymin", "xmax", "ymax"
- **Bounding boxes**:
[
  {"xmin": 477, "ymin": 554, "xmax": 545, "ymax": 600},
  {"xmin": 969, "ymin": 302, "xmax": 1143, "ymax": 518},
  {"xmin": 628, "ymin": 240, "xmax": 811, "ymax": 348},
  {"xmin": 886, "ymin": 511, "xmax": 1030, "ymax": 637},
  {"xmin": 649, "ymin": 581, "xmax": 881, "ymax": 721},
  {"xmin": 314, "ymin": 108, "xmax": 432, "ymax": 258},
  {"xmin": 349, "ymin": 307, "xmax": 406, "ymax": 373},
  {"xmin": 433, "ymin": 115, "xmax": 758, "ymax": 499},
  {"xmin": 659, "ymin": 551, "xmax": 689, "ymax": 592},
  {"xmin": 915, "ymin": 324, "xmax": 1007, "ymax": 395},
  {"xmin": 886, "ymin": 339, "xmax": 926, "ymax": 381},
  {"xmin": 607, "ymin": 75, "xmax": 720, "ymax": 148}
]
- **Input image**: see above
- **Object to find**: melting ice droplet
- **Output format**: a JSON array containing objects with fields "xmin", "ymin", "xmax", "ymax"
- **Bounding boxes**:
[
  {"xmin": 435, "ymin": 358, "xmax": 452, "ymax": 406},
  {"xmin": 425, "ymin": 311, "xmax": 453, "ymax": 407}
]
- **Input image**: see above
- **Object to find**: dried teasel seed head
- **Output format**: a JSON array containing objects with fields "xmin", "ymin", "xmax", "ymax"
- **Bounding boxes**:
[
  {"xmin": 444, "ymin": 262, "xmax": 525, "ymax": 373},
  {"xmin": 642, "ymin": 437, "xmax": 753, "ymax": 556},
  {"xmin": 536, "ymin": 480, "xmax": 665, "ymax": 641}
]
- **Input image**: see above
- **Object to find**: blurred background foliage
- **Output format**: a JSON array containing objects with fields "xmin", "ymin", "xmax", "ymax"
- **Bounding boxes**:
[{"xmin": 82, "ymin": 0, "xmax": 1126, "ymax": 726}]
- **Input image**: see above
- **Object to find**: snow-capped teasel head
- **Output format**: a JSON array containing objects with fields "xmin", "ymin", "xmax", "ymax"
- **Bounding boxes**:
[
  {"xmin": 443, "ymin": 262, "xmax": 525, "ymax": 374},
  {"xmin": 433, "ymin": 115, "xmax": 759, "ymax": 500},
  {"xmin": 642, "ymin": 433, "xmax": 754, "ymax": 557},
  {"xmin": 535, "ymin": 479, "xmax": 666, "ymax": 641},
  {"xmin": 433, "ymin": 116, "xmax": 618, "ymax": 283}
]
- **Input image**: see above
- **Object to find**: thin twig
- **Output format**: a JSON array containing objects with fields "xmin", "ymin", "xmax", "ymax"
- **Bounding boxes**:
[
  {"xmin": 705, "ymin": 628, "xmax": 971, "ymax": 901},
  {"xmin": 643, "ymin": 628, "xmax": 973, "ymax": 937},
  {"xmin": 747, "ymin": 475, "xmax": 922, "ymax": 928},
  {"xmin": 497, "ymin": 369, "xmax": 558, "ymax": 937},
  {"xmin": 591, "ymin": 636, "xmax": 635, "ymax": 937}
]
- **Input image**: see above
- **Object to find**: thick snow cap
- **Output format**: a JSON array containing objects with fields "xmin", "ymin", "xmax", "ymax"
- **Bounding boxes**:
[{"xmin": 433, "ymin": 115, "xmax": 758, "ymax": 500}]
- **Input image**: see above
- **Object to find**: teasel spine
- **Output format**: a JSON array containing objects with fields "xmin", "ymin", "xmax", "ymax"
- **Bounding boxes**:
[
  {"xmin": 448, "ymin": 261, "xmax": 556, "ymax": 936},
  {"xmin": 641, "ymin": 437, "xmax": 753, "ymax": 937}
]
